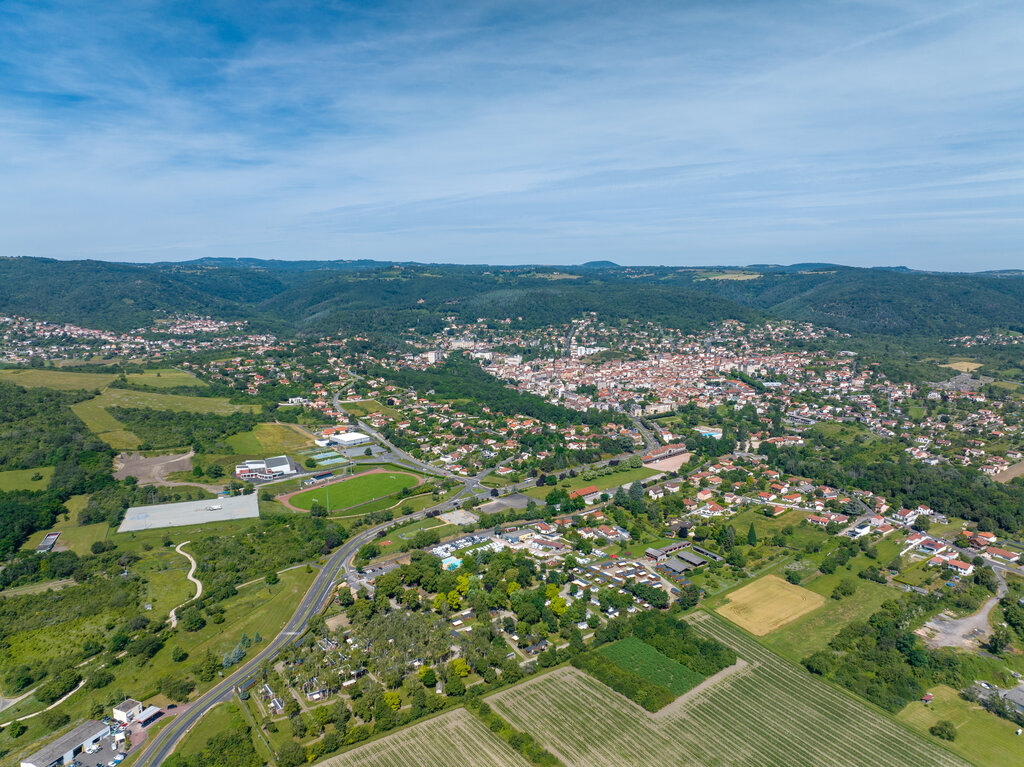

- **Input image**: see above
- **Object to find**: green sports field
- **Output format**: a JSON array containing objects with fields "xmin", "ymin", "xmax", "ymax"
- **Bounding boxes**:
[{"xmin": 286, "ymin": 471, "xmax": 419, "ymax": 511}]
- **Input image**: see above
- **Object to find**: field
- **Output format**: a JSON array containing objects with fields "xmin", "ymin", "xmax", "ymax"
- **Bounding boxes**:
[
  {"xmin": 0, "ymin": 368, "xmax": 115, "ymax": 390},
  {"xmin": 715, "ymin": 575, "xmax": 825, "ymax": 636},
  {"xmin": 20, "ymin": 519, "xmax": 110, "ymax": 554},
  {"xmin": 285, "ymin": 471, "xmax": 420, "ymax": 512},
  {"xmin": 0, "ymin": 466, "xmax": 54, "ymax": 491},
  {"xmin": 224, "ymin": 422, "xmax": 313, "ymax": 455},
  {"xmin": 339, "ymin": 399, "xmax": 403, "ymax": 420},
  {"xmin": 759, "ymin": 578, "xmax": 895, "ymax": 661},
  {"xmin": 321, "ymin": 709, "xmax": 530, "ymax": 767},
  {"xmin": 488, "ymin": 613, "xmax": 968, "ymax": 767},
  {"xmin": 523, "ymin": 466, "xmax": 657, "ymax": 501},
  {"xmin": 597, "ymin": 637, "xmax": 703, "ymax": 695},
  {"xmin": 939, "ymin": 360, "xmax": 983, "ymax": 372},
  {"xmin": 694, "ymin": 270, "xmax": 762, "ymax": 281},
  {"xmin": 71, "ymin": 388, "xmax": 259, "ymax": 449},
  {"xmin": 896, "ymin": 685, "xmax": 1024, "ymax": 767},
  {"xmin": 175, "ymin": 701, "xmax": 244, "ymax": 757},
  {"xmin": 125, "ymin": 368, "xmax": 208, "ymax": 388}
]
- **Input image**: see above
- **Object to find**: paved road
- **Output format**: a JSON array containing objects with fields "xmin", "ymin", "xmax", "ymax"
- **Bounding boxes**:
[{"xmin": 136, "ymin": 507, "xmax": 434, "ymax": 767}]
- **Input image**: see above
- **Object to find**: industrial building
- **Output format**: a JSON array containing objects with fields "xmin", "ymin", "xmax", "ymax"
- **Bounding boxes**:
[{"xmin": 20, "ymin": 720, "xmax": 109, "ymax": 767}]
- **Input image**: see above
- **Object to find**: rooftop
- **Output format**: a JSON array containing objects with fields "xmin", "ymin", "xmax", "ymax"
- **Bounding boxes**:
[{"xmin": 22, "ymin": 720, "xmax": 108, "ymax": 767}]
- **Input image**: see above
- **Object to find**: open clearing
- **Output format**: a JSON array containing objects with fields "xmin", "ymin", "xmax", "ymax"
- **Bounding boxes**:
[
  {"xmin": 939, "ymin": 360, "xmax": 983, "ymax": 372},
  {"xmin": 597, "ymin": 637, "xmax": 703, "ymax": 696},
  {"xmin": 125, "ymin": 368, "xmax": 208, "ymax": 388},
  {"xmin": 71, "ymin": 388, "xmax": 258, "ymax": 449},
  {"xmin": 224, "ymin": 422, "xmax": 312, "ymax": 455},
  {"xmin": 0, "ymin": 466, "xmax": 54, "ymax": 491},
  {"xmin": 0, "ymin": 368, "xmax": 115, "ymax": 390},
  {"xmin": 897, "ymin": 685, "xmax": 1024, "ymax": 767},
  {"xmin": 318, "ymin": 709, "xmax": 529, "ymax": 767},
  {"xmin": 716, "ymin": 575, "xmax": 825, "ymax": 636},
  {"xmin": 488, "ymin": 613, "xmax": 967, "ymax": 767},
  {"xmin": 283, "ymin": 470, "xmax": 420, "ymax": 512}
]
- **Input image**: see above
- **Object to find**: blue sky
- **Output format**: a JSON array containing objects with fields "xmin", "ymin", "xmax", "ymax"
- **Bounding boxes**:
[{"xmin": 0, "ymin": 0, "xmax": 1022, "ymax": 269}]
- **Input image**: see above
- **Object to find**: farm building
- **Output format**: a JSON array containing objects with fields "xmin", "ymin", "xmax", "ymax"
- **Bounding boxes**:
[
  {"xmin": 20, "ymin": 720, "xmax": 110, "ymax": 767},
  {"xmin": 234, "ymin": 455, "xmax": 299, "ymax": 480}
]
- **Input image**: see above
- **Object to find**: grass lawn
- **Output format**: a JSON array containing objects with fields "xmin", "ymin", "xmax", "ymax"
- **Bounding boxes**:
[
  {"xmin": 523, "ymin": 466, "xmax": 657, "ymax": 501},
  {"xmin": 715, "ymin": 574, "xmax": 825, "ymax": 636},
  {"xmin": 340, "ymin": 399, "xmax": 403, "ymax": 420},
  {"xmin": 224, "ymin": 422, "xmax": 312, "ymax": 456},
  {"xmin": 0, "ymin": 368, "xmax": 116, "ymax": 390},
  {"xmin": 125, "ymin": 368, "xmax": 208, "ymax": 389},
  {"xmin": 376, "ymin": 523, "xmax": 461, "ymax": 558},
  {"xmin": 896, "ymin": 685, "xmax": 1024, "ymax": 767},
  {"xmin": 176, "ymin": 701, "xmax": 245, "ymax": 757},
  {"xmin": 37, "ymin": 522, "xmax": 111, "ymax": 554},
  {"xmin": 287, "ymin": 471, "xmax": 420, "ymax": 511},
  {"xmin": 0, "ymin": 466, "xmax": 54, "ymax": 491},
  {"xmin": 597, "ymin": 637, "xmax": 703, "ymax": 695}
]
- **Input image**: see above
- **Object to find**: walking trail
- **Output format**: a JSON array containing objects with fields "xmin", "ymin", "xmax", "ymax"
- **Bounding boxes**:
[{"xmin": 169, "ymin": 541, "xmax": 203, "ymax": 628}]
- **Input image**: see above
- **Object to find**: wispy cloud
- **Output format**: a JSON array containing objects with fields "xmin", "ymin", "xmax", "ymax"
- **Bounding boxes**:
[{"xmin": 0, "ymin": 0, "xmax": 1021, "ymax": 268}]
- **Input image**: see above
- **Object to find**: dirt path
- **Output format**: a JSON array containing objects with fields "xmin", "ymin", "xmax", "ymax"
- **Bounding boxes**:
[
  {"xmin": 920, "ymin": 569, "xmax": 1007, "ymax": 649},
  {"xmin": 275, "ymin": 467, "xmax": 422, "ymax": 512},
  {"xmin": 650, "ymin": 658, "xmax": 750, "ymax": 719},
  {"xmin": 113, "ymin": 450, "xmax": 225, "ymax": 492},
  {"xmin": 168, "ymin": 541, "xmax": 202, "ymax": 628}
]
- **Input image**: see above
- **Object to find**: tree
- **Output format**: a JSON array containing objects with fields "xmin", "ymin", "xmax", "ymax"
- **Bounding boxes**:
[
  {"xmin": 304, "ymin": 457, "xmax": 317, "ymax": 469},
  {"xmin": 420, "ymin": 666, "xmax": 436, "ymax": 687},
  {"xmin": 930, "ymin": 720, "xmax": 956, "ymax": 741},
  {"xmin": 986, "ymin": 626, "xmax": 1012, "ymax": 655},
  {"xmin": 207, "ymin": 464, "xmax": 224, "ymax": 479},
  {"xmin": 747, "ymin": 522, "xmax": 757, "ymax": 547},
  {"xmin": 444, "ymin": 675, "xmax": 465, "ymax": 697},
  {"xmin": 265, "ymin": 570, "xmax": 279, "ymax": 585},
  {"xmin": 172, "ymin": 647, "xmax": 188, "ymax": 663}
]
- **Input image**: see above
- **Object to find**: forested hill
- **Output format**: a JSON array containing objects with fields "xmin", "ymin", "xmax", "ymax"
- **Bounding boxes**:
[{"xmin": 2, "ymin": 256, "xmax": 1023, "ymax": 339}]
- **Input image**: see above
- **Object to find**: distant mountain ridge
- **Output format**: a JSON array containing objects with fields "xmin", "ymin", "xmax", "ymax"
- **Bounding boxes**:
[{"xmin": 1, "ymin": 256, "xmax": 1022, "ymax": 338}]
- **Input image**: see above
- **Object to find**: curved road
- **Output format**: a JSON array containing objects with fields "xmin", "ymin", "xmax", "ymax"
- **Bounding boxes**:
[{"xmin": 136, "ymin": 509, "xmax": 428, "ymax": 767}]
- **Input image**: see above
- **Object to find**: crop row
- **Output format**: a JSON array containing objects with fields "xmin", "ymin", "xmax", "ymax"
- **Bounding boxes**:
[
  {"xmin": 486, "ymin": 613, "xmax": 968, "ymax": 767},
  {"xmin": 326, "ymin": 710, "xmax": 530, "ymax": 767}
]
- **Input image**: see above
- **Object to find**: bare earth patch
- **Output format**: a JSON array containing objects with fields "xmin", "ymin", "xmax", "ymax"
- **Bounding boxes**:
[{"xmin": 716, "ymin": 575, "xmax": 825, "ymax": 636}]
